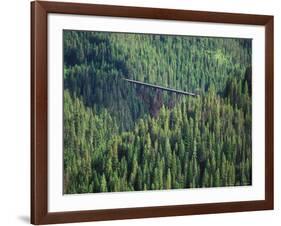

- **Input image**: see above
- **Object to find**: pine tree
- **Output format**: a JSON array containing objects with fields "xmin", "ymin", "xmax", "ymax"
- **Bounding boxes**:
[{"xmin": 100, "ymin": 174, "xmax": 108, "ymax": 192}]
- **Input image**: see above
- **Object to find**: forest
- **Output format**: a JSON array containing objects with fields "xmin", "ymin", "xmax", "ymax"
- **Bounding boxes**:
[{"xmin": 63, "ymin": 30, "xmax": 252, "ymax": 194}]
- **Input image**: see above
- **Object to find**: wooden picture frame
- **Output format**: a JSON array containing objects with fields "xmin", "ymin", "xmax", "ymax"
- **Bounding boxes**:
[{"xmin": 31, "ymin": 1, "xmax": 274, "ymax": 224}]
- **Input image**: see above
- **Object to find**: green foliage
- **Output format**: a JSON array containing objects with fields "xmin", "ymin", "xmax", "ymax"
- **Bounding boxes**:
[{"xmin": 63, "ymin": 30, "xmax": 252, "ymax": 194}]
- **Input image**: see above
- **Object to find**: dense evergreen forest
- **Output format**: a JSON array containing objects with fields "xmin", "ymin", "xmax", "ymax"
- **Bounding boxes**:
[{"xmin": 63, "ymin": 30, "xmax": 252, "ymax": 194}]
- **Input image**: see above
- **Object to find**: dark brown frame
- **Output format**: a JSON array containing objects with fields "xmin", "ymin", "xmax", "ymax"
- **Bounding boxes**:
[{"xmin": 31, "ymin": 1, "xmax": 274, "ymax": 224}]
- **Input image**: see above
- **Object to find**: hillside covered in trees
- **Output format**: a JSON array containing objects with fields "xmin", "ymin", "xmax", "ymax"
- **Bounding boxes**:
[{"xmin": 63, "ymin": 30, "xmax": 252, "ymax": 194}]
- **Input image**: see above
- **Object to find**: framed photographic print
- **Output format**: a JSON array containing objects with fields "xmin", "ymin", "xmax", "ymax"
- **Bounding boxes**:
[{"xmin": 31, "ymin": 1, "xmax": 274, "ymax": 225}]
